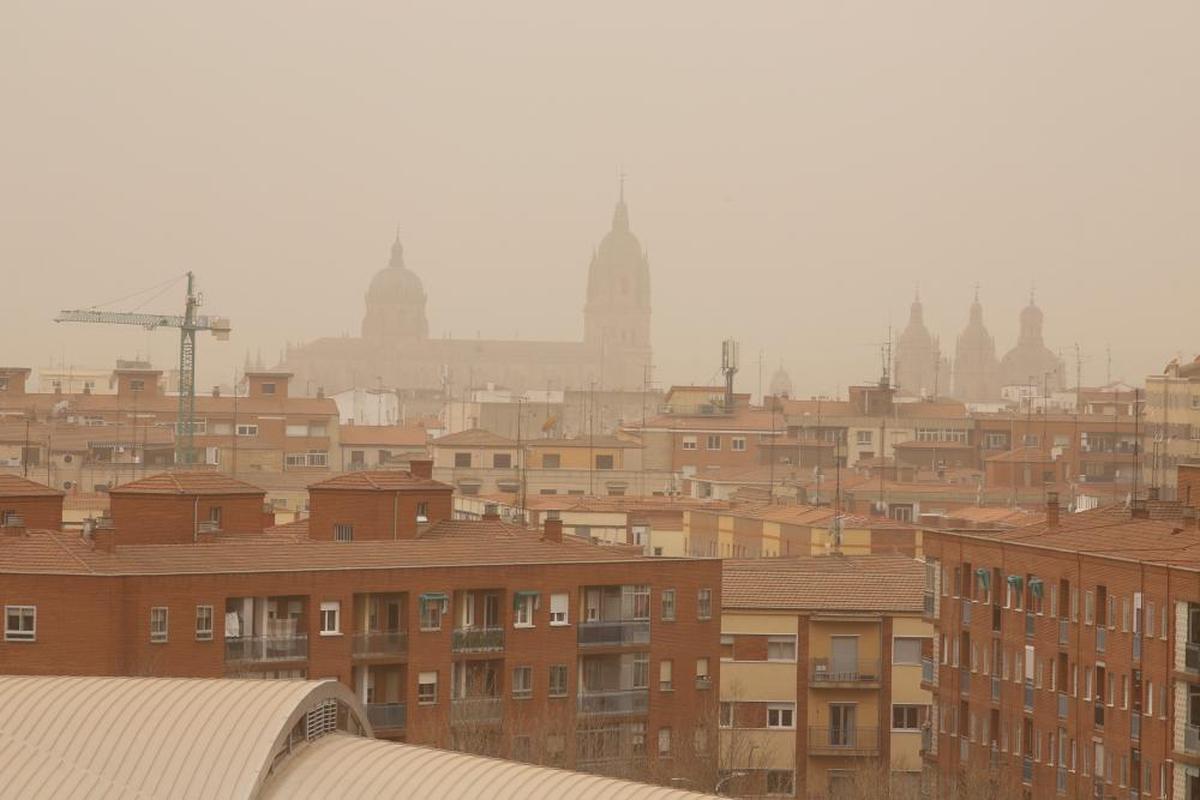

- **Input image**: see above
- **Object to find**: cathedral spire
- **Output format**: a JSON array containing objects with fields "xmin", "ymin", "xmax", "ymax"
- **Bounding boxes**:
[
  {"xmin": 389, "ymin": 230, "xmax": 405, "ymax": 269},
  {"xmin": 612, "ymin": 170, "xmax": 630, "ymax": 232}
]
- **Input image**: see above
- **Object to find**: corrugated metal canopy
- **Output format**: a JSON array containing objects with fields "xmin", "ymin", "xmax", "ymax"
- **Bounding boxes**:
[
  {"xmin": 0, "ymin": 676, "xmax": 365, "ymax": 800},
  {"xmin": 260, "ymin": 733, "xmax": 717, "ymax": 800}
]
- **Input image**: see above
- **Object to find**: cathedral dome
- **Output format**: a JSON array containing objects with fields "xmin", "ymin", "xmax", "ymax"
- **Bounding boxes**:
[
  {"xmin": 769, "ymin": 365, "xmax": 794, "ymax": 398},
  {"xmin": 362, "ymin": 236, "xmax": 429, "ymax": 341},
  {"xmin": 584, "ymin": 188, "xmax": 652, "ymax": 352}
]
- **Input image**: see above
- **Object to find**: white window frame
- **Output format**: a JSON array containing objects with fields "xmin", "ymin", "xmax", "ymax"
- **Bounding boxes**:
[
  {"xmin": 549, "ymin": 592, "xmax": 569, "ymax": 626},
  {"xmin": 150, "ymin": 606, "xmax": 169, "ymax": 644},
  {"xmin": 195, "ymin": 605, "xmax": 214, "ymax": 641},
  {"xmin": 767, "ymin": 636, "xmax": 797, "ymax": 662},
  {"xmin": 660, "ymin": 659, "xmax": 674, "ymax": 691},
  {"xmin": 417, "ymin": 671, "xmax": 438, "ymax": 704},
  {"xmin": 4, "ymin": 605, "xmax": 36, "ymax": 642},
  {"xmin": 514, "ymin": 593, "xmax": 537, "ymax": 628},
  {"xmin": 661, "ymin": 589, "xmax": 676, "ymax": 621},
  {"xmin": 319, "ymin": 601, "xmax": 341, "ymax": 636},
  {"xmin": 333, "ymin": 524, "xmax": 354, "ymax": 542},
  {"xmin": 549, "ymin": 664, "xmax": 568, "ymax": 697},
  {"xmin": 706, "ymin": 434, "xmax": 721, "ymax": 451},
  {"xmin": 697, "ymin": 588, "xmax": 712, "ymax": 620},
  {"xmin": 767, "ymin": 703, "xmax": 796, "ymax": 729},
  {"xmin": 657, "ymin": 727, "xmax": 672, "ymax": 757},
  {"xmin": 512, "ymin": 665, "xmax": 533, "ymax": 699},
  {"xmin": 731, "ymin": 437, "xmax": 746, "ymax": 452},
  {"xmin": 235, "ymin": 423, "xmax": 259, "ymax": 437},
  {"xmin": 681, "ymin": 435, "xmax": 697, "ymax": 451},
  {"xmin": 893, "ymin": 636, "xmax": 923, "ymax": 665}
]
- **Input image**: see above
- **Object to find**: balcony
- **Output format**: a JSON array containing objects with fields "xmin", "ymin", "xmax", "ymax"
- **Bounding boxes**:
[
  {"xmin": 1186, "ymin": 641, "xmax": 1200, "ymax": 672},
  {"xmin": 1022, "ymin": 755, "xmax": 1033, "ymax": 785},
  {"xmin": 1023, "ymin": 683, "xmax": 1033, "ymax": 712},
  {"xmin": 365, "ymin": 702, "xmax": 407, "ymax": 731},
  {"xmin": 923, "ymin": 592, "xmax": 935, "ymax": 618},
  {"xmin": 1133, "ymin": 633, "xmax": 1142, "ymax": 662},
  {"xmin": 450, "ymin": 696, "xmax": 503, "ymax": 726},
  {"xmin": 1058, "ymin": 619, "xmax": 1069, "ymax": 646},
  {"xmin": 1056, "ymin": 766, "xmax": 1067, "ymax": 794},
  {"xmin": 1096, "ymin": 627, "xmax": 1107, "ymax": 654},
  {"xmin": 810, "ymin": 659, "xmax": 881, "ymax": 687},
  {"xmin": 577, "ymin": 688, "xmax": 650, "ymax": 716},
  {"xmin": 807, "ymin": 726, "xmax": 880, "ymax": 756},
  {"xmin": 920, "ymin": 727, "xmax": 932, "ymax": 755},
  {"xmin": 921, "ymin": 657, "xmax": 935, "ymax": 685},
  {"xmin": 695, "ymin": 675, "xmax": 712, "ymax": 690},
  {"xmin": 1131, "ymin": 711, "xmax": 1141, "ymax": 741},
  {"xmin": 1025, "ymin": 614, "xmax": 1035, "ymax": 639},
  {"xmin": 452, "ymin": 627, "xmax": 504, "ymax": 653},
  {"xmin": 353, "ymin": 630, "xmax": 408, "ymax": 658},
  {"xmin": 224, "ymin": 634, "xmax": 308, "ymax": 663},
  {"xmin": 1186, "ymin": 723, "xmax": 1200, "ymax": 753},
  {"xmin": 961, "ymin": 599, "xmax": 972, "ymax": 626},
  {"xmin": 1057, "ymin": 693, "xmax": 1068, "ymax": 719},
  {"xmin": 577, "ymin": 620, "xmax": 651, "ymax": 647}
]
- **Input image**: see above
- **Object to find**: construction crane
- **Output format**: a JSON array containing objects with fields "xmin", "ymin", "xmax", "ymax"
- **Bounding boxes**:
[{"xmin": 55, "ymin": 272, "xmax": 231, "ymax": 465}]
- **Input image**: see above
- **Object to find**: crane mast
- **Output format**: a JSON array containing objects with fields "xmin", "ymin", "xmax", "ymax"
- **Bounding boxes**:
[{"xmin": 55, "ymin": 271, "xmax": 230, "ymax": 466}]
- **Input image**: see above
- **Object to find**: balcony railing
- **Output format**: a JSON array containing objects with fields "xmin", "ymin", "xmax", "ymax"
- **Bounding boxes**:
[
  {"xmin": 1057, "ymin": 692, "xmax": 1068, "ymax": 719},
  {"xmin": 452, "ymin": 626, "xmax": 504, "ymax": 653},
  {"xmin": 1058, "ymin": 619, "xmax": 1069, "ymax": 646},
  {"xmin": 353, "ymin": 630, "xmax": 409, "ymax": 657},
  {"xmin": 450, "ymin": 696, "xmax": 503, "ymax": 725},
  {"xmin": 1096, "ymin": 627, "xmax": 1107, "ymax": 654},
  {"xmin": 1186, "ymin": 641, "xmax": 1200, "ymax": 672},
  {"xmin": 365, "ymin": 702, "xmax": 407, "ymax": 730},
  {"xmin": 806, "ymin": 726, "xmax": 880, "ymax": 756},
  {"xmin": 577, "ymin": 688, "xmax": 650, "ymax": 716},
  {"xmin": 577, "ymin": 620, "xmax": 651, "ymax": 647},
  {"xmin": 961, "ymin": 599, "xmax": 972, "ymax": 626},
  {"xmin": 810, "ymin": 659, "xmax": 882, "ymax": 685},
  {"xmin": 921, "ymin": 657, "xmax": 935, "ymax": 685},
  {"xmin": 923, "ymin": 592, "xmax": 936, "ymax": 618},
  {"xmin": 224, "ymin": 634, "xmax": 308, "ymax": 663},
  {"xmin": 1185, "ymin": 723, "xmax": 1200, "ymax": 753}
]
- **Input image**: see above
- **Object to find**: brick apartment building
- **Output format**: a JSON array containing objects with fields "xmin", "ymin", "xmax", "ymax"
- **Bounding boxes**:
[
  {"xmin": 0, "ymin": 366, "xmax": 340, "ymax": 481},
  {"xmin": 0, "ymin": 464, "xmax": 722, "ymax": 785},
  {"xmin": 920, "ymin": 485, "xmax": 1200, "ymax": 799},
  {"xmin": 720, "ymin": 555, "xmax": 932, "ymax": 798}
]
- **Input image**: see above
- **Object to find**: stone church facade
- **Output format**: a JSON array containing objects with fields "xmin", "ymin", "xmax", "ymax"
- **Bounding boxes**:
[{"xmin": 279, "ymin": 194, "xmax": 652, "ymax": 395}]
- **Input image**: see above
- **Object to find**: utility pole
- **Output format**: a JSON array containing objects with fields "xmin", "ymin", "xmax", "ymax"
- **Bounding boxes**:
[{"xmin": 517, "ymin": 397, "xmax": 527, "ymax": 524}]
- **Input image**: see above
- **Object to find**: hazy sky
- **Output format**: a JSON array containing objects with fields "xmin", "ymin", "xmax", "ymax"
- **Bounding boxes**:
[{"xmin": 3, "ymin": 2, "xmax": 1198, "ymax": 398}]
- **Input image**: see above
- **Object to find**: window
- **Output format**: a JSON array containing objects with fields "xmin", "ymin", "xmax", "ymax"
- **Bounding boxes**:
[
  {"xmin": 549, "ymin": 592, "xmax": 568, "ymax": 625},
  {"xmin": 893, "ymin": 636, "xmax": 923, "ymax": 665},
  {"xmin": 595, "ymin": 454, "xmax": 614, "ymax": 470},
  {"xmin": 633, "ymin": 652, "xmax": 650, "ymax": 689},
  {"xmin": 320, "ymin": 601, "xmax": 341, "ymax": 635},
  {"xmin": 657, "ymin": 727, "xmax": 672, "ymax": 757},
  {"xmin": 129, "ymin": 379, "xmax": 145, "ymax": 391},
  {"xmin": 681, "ymin": 436, "xmax": 697, "ymax": 451},
  {"xmin": 697, "ymin": 589, "xmax": 712, "ymax": 620},
  {"xmin": 661, "ymin": 589, "xmax": 676, "ymax": 621},
  {"xmin": 208, "ymin": 506, "xmax": 223, "ymax": 529},
  {"xmin": 285, "ymin": 423, "xmax": 308, "ymax": 437},
  {"xmin": 893, "ymin": 704, "xmax": 922, "ymax": 730},
  {"xmin": 261, "ymin": 382, "xmax": 277, "ymax": 395},
  {"xmin": 719, "ymin": 702, "xmax": 733, "ymax": 728},
  {"xmin": 415, "ymin": 502, "xmax": 429, "ymax": 524},
  {"xmin": 514, "ymin": 592, "xmax": 537, "ymax": 627},
  {"xmin": 695, "ymin": 657, "xmax": 711, "ymax": 688},
  {"xmin": 660, "ymin": 659, "xmax": 674, "ymax": 690},
  {"xmin": 418, "ymin": 671, "xmax": 438, "ymax": 704},
  {"xmin": 512, "ymin": 666, "xmax": 533, "ymax": 699},
  {"xmin": 195, "ymin": 605, "xmax": 214, "ymax": 641},
  {"xmin": 731, "ymin": 437, "xmax": 746, "ymax": 452},
  {"xmin": 454, "ymin": 452, "xmax": 472, "ymax": 467},
  {"xmin": 333, "ymin": 524, "xmax": 353, "ymax": 542},
  {"xmin": 542, "ymin": 453, "xmax": 561, "ymax": 469},
  {"xmin": 721, "ymin": 634, "xmax": 734, "ymax": 661},
  {"xmin": 706, "ymin": 435, "xmax": 721, "ymax": 451},
  {"xmin": 549, "ymin": 664, "xmax": 568, "ymax": 697},
  {"xmin": 419, "ymin": 595, "xmax": 446, "ymax": 631},
  {"xmin": 1085, "ymin": 591, "xmax": 1095, "ymax": 625},
  {"xmin": 768, "ymin": 636, "xmax": 797, "ymax": 662},
  {"xmin": 150, "ymin": 607, "xmax": 168, "ymax": 643},
  {"xmin": 493, "ymin": 453, "xmax": 512, "ymax": 468},
  {"xmin": 767, "ymin": 703, "xmax": 795, "ymax": 729},
  {"xmin": 236, "ymin": 424, "xmax": 258, "ymax": 437},
  {"xmin": 4, "ymin": 605, "xmax": 35, "ymax": 641},
  {"xmin": 766, "ymin": 770, "xmax": 794, "ymax": 797}
]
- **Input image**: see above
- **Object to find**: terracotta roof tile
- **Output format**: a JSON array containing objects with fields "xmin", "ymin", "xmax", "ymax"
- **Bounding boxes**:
[
  {"xmin": 109, "ymin": 472, "xmax": 267, "ymax": 496},
  {"xmin": 0, "ymin": 474, "xmax": 64, "ymax": 498},
  {"xmin": 431, "ymin": 428, "xmax": 517, "ymax": 447},
  {"xmin": 307, "ymin": 470, "xmax": 451, "ymax": 492},
  {"xmin": 337, "ymin": 425, "xmax": 430, "ymax": 447},
  {"xmin": 722, "ymin": 555, "xmax": 925, "ymax": 612}
]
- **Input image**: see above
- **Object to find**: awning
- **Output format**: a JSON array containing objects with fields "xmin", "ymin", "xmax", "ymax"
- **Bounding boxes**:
[
  {"xmin": 1006, "ymin": 575, "xmax": 1024, "ymax": 591},
  {"xmin": 1029, "ymin": 578, "xmax": 1044, "ymax": 599},
  {"xmin": 975, "ymin": 568, "xmax": 991, "ymax": 590},
  {"xmin": 419, "ymin": 592, "xmax": 449, "ymax": 607}
]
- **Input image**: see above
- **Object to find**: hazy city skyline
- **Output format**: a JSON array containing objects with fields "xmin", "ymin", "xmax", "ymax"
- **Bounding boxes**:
[{"xmin": 3, "ymin": 2, "xmax": 1198, "ymax": 397}]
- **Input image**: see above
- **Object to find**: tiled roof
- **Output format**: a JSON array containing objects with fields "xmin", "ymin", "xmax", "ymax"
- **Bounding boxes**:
[
  {"xmin": 895, "ymin": 401, "xmax": 969, "ymax": 419},
  {"xmin": 635, "ymin": 407, "xmax": 784, "ymax": 433},
  {"xmin": 526, "ymin": 436, "xmax": 639, "ymax": 449},
  {"xmin": 0, "ymin": 518, "xmax": 685, "ymax": 576},
  {"xmin": 893, "ymin": 440, "xmax": 974, "ymax": 450},
  {"xmin": 0, "ymin": 392, "xmax": 339, "ymax": 417},
  {"xmin": 722, "ymin": 554, "xmax": 925, "ymax": 612},
  {"xmin": 338, "ymin": 425, "xmax": 429, "ymax": 447},
  {"xmin": 109, "ymin": 472, "xmax": 266, "ymax": 496},
  {"xmin": 984, "ymin": 447, "xmax": 1056, "ymax": 463},
  {"xmin": 0, "ymin": 474, "xmax": 64, "ymax": 498},
  {"xmin": 307, "ymin": 470, "xmax": 451, "ymax": 492},
  {"xmin": 431, "ymin": 428, "xmax": 517, "ymax": 447}
]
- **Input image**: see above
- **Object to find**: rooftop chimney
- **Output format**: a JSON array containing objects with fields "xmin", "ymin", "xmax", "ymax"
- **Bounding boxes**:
[
  {"xmin": 92, "ymin": 529, "xmax": 116, "ymax": 552},
  {"xmin": 482, "ymin": 503, "xmax": 500, "ymax": 521},
  {"xmin": 1046, "ymin": 491, "xmax": 1060, "ymax": 529},
  {"xmin": 543, "ymin": 517, "xmax": 564, "ymax": 543},
  {"xmin": 212, "ymin": 386, "xmax": 221, "ymax": 398},
  {"xmin": 316, "ymin": 386, "xmax": 325, "ymax": 399},
  {"xmin": 409, "ymin": 459, "xmax": 433, "ymax": 480}
]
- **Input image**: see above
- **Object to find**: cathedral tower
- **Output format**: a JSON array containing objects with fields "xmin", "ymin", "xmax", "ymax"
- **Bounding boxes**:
[
  {"xmin": 998, "ymin": 293, "xmax": 1065, "ymax": 392},
  {"xmin": 894, "ymin": 291, "xmax": 948, "ymax": 398},
  {"xmin": 583, "ymin": 186, "xmax": 652, "ymax": 386},
  {"xmin": 953, "ymin": 289, "xmax": 1000, "ymax": 402},
  {"xmin": 362, "ymin": 235, "xmax": 429, "ymax": 341}
]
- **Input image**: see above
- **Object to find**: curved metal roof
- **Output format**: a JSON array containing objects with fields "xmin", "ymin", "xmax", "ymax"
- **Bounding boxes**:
[
  {"xmin": 0, "ymin": 676, "xmax": 366, "ymax": 800},
  {"xmin": 260, "ymin": 733, "xmax": 716, "ymax": 800}
]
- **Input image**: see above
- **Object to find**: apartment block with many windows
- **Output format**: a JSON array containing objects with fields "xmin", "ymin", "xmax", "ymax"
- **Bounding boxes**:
[
  {"xmin": 921, "ymin": 489, "xmax": 1200, "ymax": 799},
  {"xmin": 0, "ymin": 469, "xmax": 721, "ymax": 786},
  {"xmin": 719, "ymin": 554, "xmax": 931, "ymax": 798}
]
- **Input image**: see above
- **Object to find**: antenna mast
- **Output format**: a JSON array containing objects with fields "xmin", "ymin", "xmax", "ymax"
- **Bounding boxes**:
[{"xmin": 721, "ymin": 339, "xmax": 740, "ymax": 412}]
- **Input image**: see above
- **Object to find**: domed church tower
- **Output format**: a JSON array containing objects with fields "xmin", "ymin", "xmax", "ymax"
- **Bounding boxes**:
[
  {"xmin": 953, "ymin": 288, "xmax": 1000, "ymax": 402},
  {"xmin": 583, "ymin": 184, "xmax": 652, "ymax": 381},
  {"xmin": 999, "ymin": 291, "xmax": 1065, "ymax": 392},
  {"xmin": 894, "ymin": 290, "xmax": 948, "ymax": 398},
  {"xmin": 362, "ymin": 234, "xmax": 429, "ymax": 341}
]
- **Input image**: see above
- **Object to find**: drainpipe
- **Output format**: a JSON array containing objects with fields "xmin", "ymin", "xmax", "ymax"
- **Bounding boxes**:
[
  {"xmin": 193, "ymin": 495, "xmax": 199, "ymax": 543},
  {"xmin": 392, "ymin": 491, "xmax": 398, "ymax": 540}
]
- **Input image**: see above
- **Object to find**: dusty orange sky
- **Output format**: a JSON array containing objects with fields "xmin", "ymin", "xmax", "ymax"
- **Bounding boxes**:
[{"xmin": 2, "ymin": 2, "xmax": 1197, "ymax": 397}]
